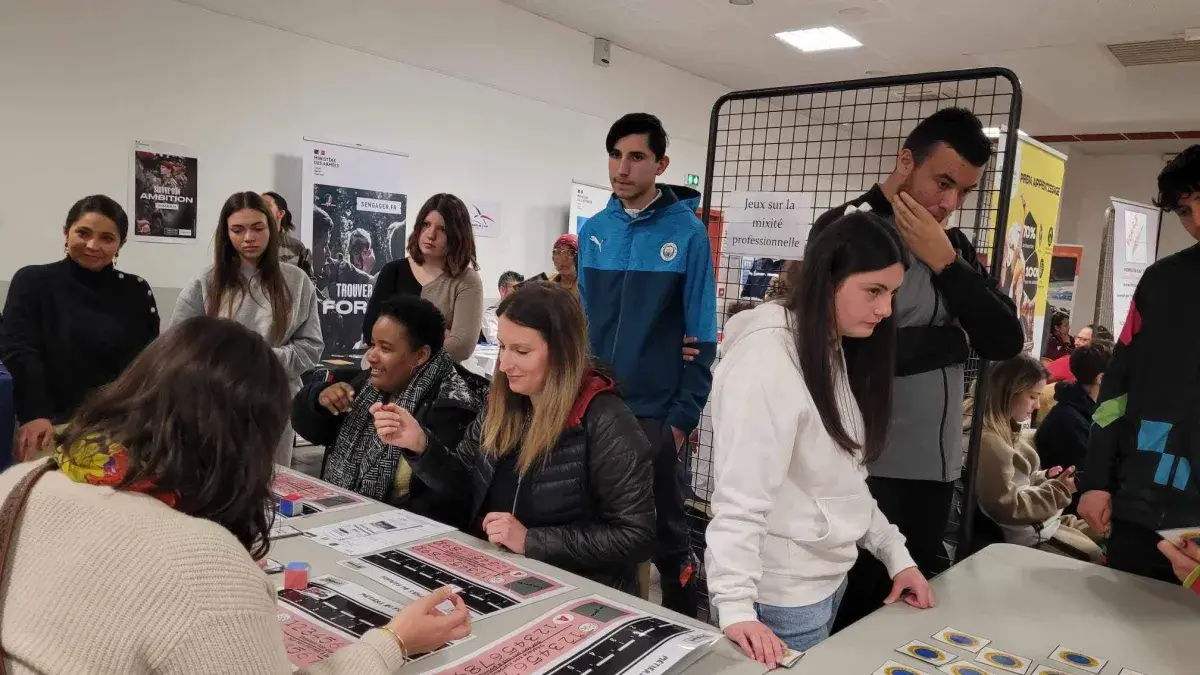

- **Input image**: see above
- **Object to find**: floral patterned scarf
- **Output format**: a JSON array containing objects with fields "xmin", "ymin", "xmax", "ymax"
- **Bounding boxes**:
[{"xmin": 54, "ymin": 434, "xmax": 177, "ymax": 507}]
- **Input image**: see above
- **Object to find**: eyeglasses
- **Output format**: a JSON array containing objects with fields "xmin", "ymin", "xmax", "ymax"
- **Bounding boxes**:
[{"xmin": 552, "ymin": 247, "xmax": 575, "ymax": 258}]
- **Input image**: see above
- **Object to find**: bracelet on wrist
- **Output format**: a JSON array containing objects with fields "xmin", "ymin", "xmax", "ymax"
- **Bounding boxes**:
[{"xmin": 381, "ymin": 625, "xmax": 409, "ymax": 662}]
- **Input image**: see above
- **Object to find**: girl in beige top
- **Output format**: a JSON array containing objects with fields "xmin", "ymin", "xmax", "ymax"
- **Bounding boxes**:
[
  {"xmin": 364, "ymin": 194, "xmax": 484, "ymax": 363},
  {"xmin": 0, "ymin": 317, "xmax": 469, "ymax": 674},
  {"xmin": 975, "ymin": 354, "xmax": 1101, "ymax": 561}
]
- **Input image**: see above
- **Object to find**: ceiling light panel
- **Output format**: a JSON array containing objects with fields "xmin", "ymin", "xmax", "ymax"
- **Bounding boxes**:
[{"xmin": 775, "ymin": 27, "xmax": 862, "ymax": 52}]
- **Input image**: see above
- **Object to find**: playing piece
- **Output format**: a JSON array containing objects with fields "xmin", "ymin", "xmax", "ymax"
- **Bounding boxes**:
[
  {"xmin": 976, "ymin": 648, "xmax": 1031, "ymax": 675},
  {"xmin": 778, "ymin": 649, "xmax": 804, "ymax": 668},
  {"xmin": 932, "ymin": 627, "xmax": 991, "ymax": 654},
  {"xmin": 873, "ymin": 661, "xmax": 934, "ymax": 675},
  {"xmin": 1047, "ymin": 645, "xmax": 1107, "ymax": 673},
  {"xmin": 940, "ymin": 664, "xmax": 1000, "ymax": 675},
  {"xmin": 1031, "ymin": 667, "xmax": 1072, "ymax": 675},
  {"xmin": 898, "ymin": 640, "xmax": 957, "ymax": 666},
  {"xmin": 1157, "ymin": 526, "xmax": 1200, "ymax": 545}
]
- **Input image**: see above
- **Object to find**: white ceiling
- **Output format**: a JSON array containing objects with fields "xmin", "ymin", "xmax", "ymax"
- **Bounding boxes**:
[{"xmin": 500, "ymin": 0, "xmax": 1200, "ymax": 140}]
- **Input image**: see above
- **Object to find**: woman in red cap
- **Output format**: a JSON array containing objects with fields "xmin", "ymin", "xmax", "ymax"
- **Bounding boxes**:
[{"xmin": 551, "ymin": 233, "xmax": 580, "ymax": 299}]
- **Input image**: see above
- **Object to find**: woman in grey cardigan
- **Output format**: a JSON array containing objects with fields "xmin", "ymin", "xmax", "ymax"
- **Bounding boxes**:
[{"xmin": 172, "ymin": 192, "xmax": 323, "ymax": 465}]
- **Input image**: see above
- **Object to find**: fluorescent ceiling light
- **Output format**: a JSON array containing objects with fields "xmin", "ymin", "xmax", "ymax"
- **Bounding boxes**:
[{"xmin": 775, "ymin": 27, "xmax": 861, "ymax": 52}]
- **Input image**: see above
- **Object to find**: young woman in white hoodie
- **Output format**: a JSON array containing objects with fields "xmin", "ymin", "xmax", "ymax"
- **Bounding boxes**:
[{"xmin": 706, "ymin": 211, "xmax": 934, "ymax": 667}]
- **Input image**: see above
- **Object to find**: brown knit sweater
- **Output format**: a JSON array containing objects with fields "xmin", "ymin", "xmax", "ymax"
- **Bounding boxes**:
[{"xmin": 0, "ymin": 462, "xmax": 406, "ymax": 674}]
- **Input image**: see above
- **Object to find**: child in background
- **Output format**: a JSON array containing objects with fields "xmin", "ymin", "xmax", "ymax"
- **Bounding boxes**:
[{"xmin": 975, "ymin": 354, "xmax": 1101, "ymax": 561}]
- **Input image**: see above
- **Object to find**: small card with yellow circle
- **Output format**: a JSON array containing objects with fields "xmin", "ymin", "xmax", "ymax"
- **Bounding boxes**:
[
  {"xmin": 1031, "ymin": 665, "xmax": 1072, "ymax": 675},
  {"xmin": 931, "ymin": 627, "xmax": 991, "ymax": 654},
  {"xmin": 897, "ymin": 640, "xmax": 957, "ymax": 666},
  {"xmin": 873, "ymin": 661, "xmax": 934, "ymax": 675},
  {"xmin": 975, "ymin": 647, "xmax": 1031, "ymax": 675},
  {"xmin": 1046, "ymin": 645, "xmax": 1107, "ymax": 674},
  {"xmin": 940, "ymin": 663, "xmax": 1001, "ymax": 675}
]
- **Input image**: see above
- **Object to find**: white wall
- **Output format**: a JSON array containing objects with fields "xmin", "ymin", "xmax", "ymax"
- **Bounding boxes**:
[
  {"xmin": 0, "ymin": 0, "xmax": 727, "ymax": 295},
  {"xmin": 1054, "ymin": 151, "xmax": 1188, "ymax": 332}
]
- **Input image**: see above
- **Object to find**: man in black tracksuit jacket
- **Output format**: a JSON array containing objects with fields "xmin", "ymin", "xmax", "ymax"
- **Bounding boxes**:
[
  {"xmin": 1078, "ymin": 145, "xmax": 1200, "ymax": 584},
  {"xmin": 817, "ymin": 108, "xmax": 1025, "ymax": 630}
]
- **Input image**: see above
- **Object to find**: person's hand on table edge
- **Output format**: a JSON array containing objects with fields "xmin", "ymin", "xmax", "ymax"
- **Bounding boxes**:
[
  {"xmin": 723, "ymin": 620, "xmax": 786, "ymax": 670},
  {"xmin": 385, "ymin": 586, "xmax": 471, "ymax": 655},
  {"xmin": 482, "ymin": 512, "xmax": 528, "ymax": 555},
  {"xmin": 885, "ymin": 566, "xmax": 935, "ymax": 609}
]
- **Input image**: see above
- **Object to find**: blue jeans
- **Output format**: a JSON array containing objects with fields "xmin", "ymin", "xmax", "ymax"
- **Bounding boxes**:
[{"xmin": 755, "ymin": 579, "xmax": 848, "ymax": 653}]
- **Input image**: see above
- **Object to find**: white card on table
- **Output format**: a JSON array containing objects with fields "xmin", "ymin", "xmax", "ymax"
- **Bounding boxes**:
[
  {"xmin": 874, "ymin": 660, "xmax": 934, "ymax": 675},
  {"xmin": 931, "ymin": 627, "xmax": 991, "ymax": 654},
  {"xmin": 898, "ymin": 640, "xmax": 958, "ymax": 666},
  {"xmin": 1046, "ymin": 645, "xmax": 1107, "ymax": 673},
  {"xmin": 1118, "ymin": 669, "xmax": 1148, "ymax": 675},
  {"xmin": 778, "ymin": 649, "xmax": 804, "ymax": 668},
  {"xmin": 1031, "ymin": 666, "xmax": 1073, "ymax": 675},
  {"xmin": 976, "ymin": 648, "xmax": 1031, "ymax": 675},
  {"xmin": 1156, "ymin": 526, "xmax": 1200, "ymax": 544},
  {"xmin": 941, "ymin": 663, "xmax": 1001, "ymax": 675}
]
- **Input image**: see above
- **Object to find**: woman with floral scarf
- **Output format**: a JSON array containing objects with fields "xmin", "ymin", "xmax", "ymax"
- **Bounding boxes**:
[{"xmin": 293, "ymin": 295, "xmax": 485, "ymax": 527}]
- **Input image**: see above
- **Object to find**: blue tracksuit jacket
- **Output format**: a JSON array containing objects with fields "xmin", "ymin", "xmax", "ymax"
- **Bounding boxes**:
[{"xmin": 578, "ymin": 185, "xmax": 717, "ymax": 433}]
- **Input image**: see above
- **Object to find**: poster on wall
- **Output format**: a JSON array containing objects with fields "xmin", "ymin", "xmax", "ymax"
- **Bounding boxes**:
[
  {"xmin": 301, "ymin": 139, "xmax": 408, "ymax": 362},
  {"xmin": 469, "ymin": 200, "xmax": 502, "ymax": 239},
  {"xmin": 996, "ymin": 137, "xmax": 1066, "ymax": 357},
  {"xmin": 1046, "ymin": 244, "xmax": 1084, "ymax": 344},
  {"xmin": 569, "ymin": 181, "xmax": 611, "ymax": 235},
  {"xmin": 723, "ymin": 192, "xmax": 814, "ymax": 260},
  {"xmin": 130, "ymin": 140, "xmax": 198, "ymax": 244},
  {"xmin": 1109, "ymin": 198, "xmax": 1161, "ymax": 338}
]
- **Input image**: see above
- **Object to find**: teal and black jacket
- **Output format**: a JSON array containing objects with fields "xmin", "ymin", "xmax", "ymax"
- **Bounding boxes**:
[
  {"xmin": 578, "ymin": 185, "xmax": 717, "ymax": 433},
  {"xmin": 1082, "ymin": 244, "xmax": 1200, "ymax": 529}
]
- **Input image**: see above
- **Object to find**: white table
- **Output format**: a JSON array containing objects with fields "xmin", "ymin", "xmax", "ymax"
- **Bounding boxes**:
[
  {"xmin": 797, "ymin": 543, "xmax": 1200, "ymax": 674},
  {"xmin": 269, "ymin": 496, "xmax": 764, "ymax": 674},
  {"xmin": 462, "ymin": 343, "xmax": 498, "ymax": 380}
]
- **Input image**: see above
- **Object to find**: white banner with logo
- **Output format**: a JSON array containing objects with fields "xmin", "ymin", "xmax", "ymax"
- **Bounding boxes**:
[
  {"xmin": 722, "ymin": 192, "xmax": 814, "ymax": 260},
  {"xmin": 469, "ymin": 200, "xmax": 502, "ymax": 239},
  {"xmin": 301, "ymin": 138, "xmax": 408, "ymax": 361},
  {"xmin": 569, "ymin": 181, "xmax": 610, "ymax": 235},
  {"xmin": 1109, "ymin": 197, "xmax": 1161, "ymax": 338}
]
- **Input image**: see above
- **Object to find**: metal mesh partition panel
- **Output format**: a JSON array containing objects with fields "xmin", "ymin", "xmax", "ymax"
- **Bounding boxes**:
[{"xmin": 688, "ymin": 69, "xmax": 1022, "ymax": 624}]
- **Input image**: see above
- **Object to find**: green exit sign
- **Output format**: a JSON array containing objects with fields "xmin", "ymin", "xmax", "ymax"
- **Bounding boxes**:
[{"xmin": 686, "ymin": 173, "xmax": 700, "ymax": 186}]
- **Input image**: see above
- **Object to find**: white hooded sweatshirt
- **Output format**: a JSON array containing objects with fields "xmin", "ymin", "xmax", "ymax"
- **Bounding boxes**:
[{"xmin": 704, "ymin": 302, "xmax": 916, "ymax": 629}]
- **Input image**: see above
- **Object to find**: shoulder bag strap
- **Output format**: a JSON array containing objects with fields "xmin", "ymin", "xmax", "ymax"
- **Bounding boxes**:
[{"xmin": 0, "ymin": 459, "xmax": 57, "ymax": 671}]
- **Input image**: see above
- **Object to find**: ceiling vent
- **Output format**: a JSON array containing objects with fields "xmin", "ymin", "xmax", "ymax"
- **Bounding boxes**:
[{"xmin": 1107, "ymin": 37, "xmax": 1200, "ymax": 67}]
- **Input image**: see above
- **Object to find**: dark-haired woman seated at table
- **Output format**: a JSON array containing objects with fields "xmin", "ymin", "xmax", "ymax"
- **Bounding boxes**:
[
  {"xmin": 1, "ymin": 195, "xmax": 159, "ymax": 460},
  {"xmin": 292, "ymin": 295, "xmax": 485, "ymax": 527},
  {"xmin": 0, "ymin": 316, "xmax": 469, "ymax": 674}
]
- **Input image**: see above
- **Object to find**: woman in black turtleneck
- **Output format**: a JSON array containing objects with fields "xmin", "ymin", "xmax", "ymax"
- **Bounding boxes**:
[{"xmin": 1, "ymin": 195, "xmax": 160, "ymax": 459}]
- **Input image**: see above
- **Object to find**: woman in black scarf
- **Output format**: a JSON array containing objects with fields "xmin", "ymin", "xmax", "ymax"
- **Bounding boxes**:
[{"xmin": 292, "ymin": 295, "xmax": 485, "ymax": 527}]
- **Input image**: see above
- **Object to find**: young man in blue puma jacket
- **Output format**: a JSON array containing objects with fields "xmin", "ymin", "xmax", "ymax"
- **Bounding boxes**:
[{"xmin": 579, "ymin": 113, "xmax": 718, "ymax": 617}]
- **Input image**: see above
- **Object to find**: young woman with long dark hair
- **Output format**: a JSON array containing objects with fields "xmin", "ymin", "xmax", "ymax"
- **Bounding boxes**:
[
  {"xmin": 705, "ymin": 212, "xmax": 934, "ymax": 666},
  {"xmin": 1, "ymin": 195, "xmax": 159, "ymax": 460},
  {"xmin": 172, "ymin": 192, "xmax": 323, "ymax": 465},
  {"xmin": 363, "ymin": 194, "xmax": 483, "ymax": 362},
  {"xmin": 0, "ymin": 317, "xmax": 470, "ymax": 673},
  {"xmin": 370, "ymin": 282, "xmax": 654, "ymax": 592}
]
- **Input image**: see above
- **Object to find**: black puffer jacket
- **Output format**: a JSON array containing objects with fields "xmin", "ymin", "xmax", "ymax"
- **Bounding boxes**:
[{"xmin": 406, "ymin": 371, "xmax": 654, "ymax": 592}]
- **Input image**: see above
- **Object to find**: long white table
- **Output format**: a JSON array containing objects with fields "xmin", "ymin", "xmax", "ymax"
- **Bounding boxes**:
[
  {"xmin": 269, "ymin": 494, "xmax": 765, "ymax": 674},
  {"xmin": 797, "ymin": 543, "xmax": 1200, "ymax": 673}
]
